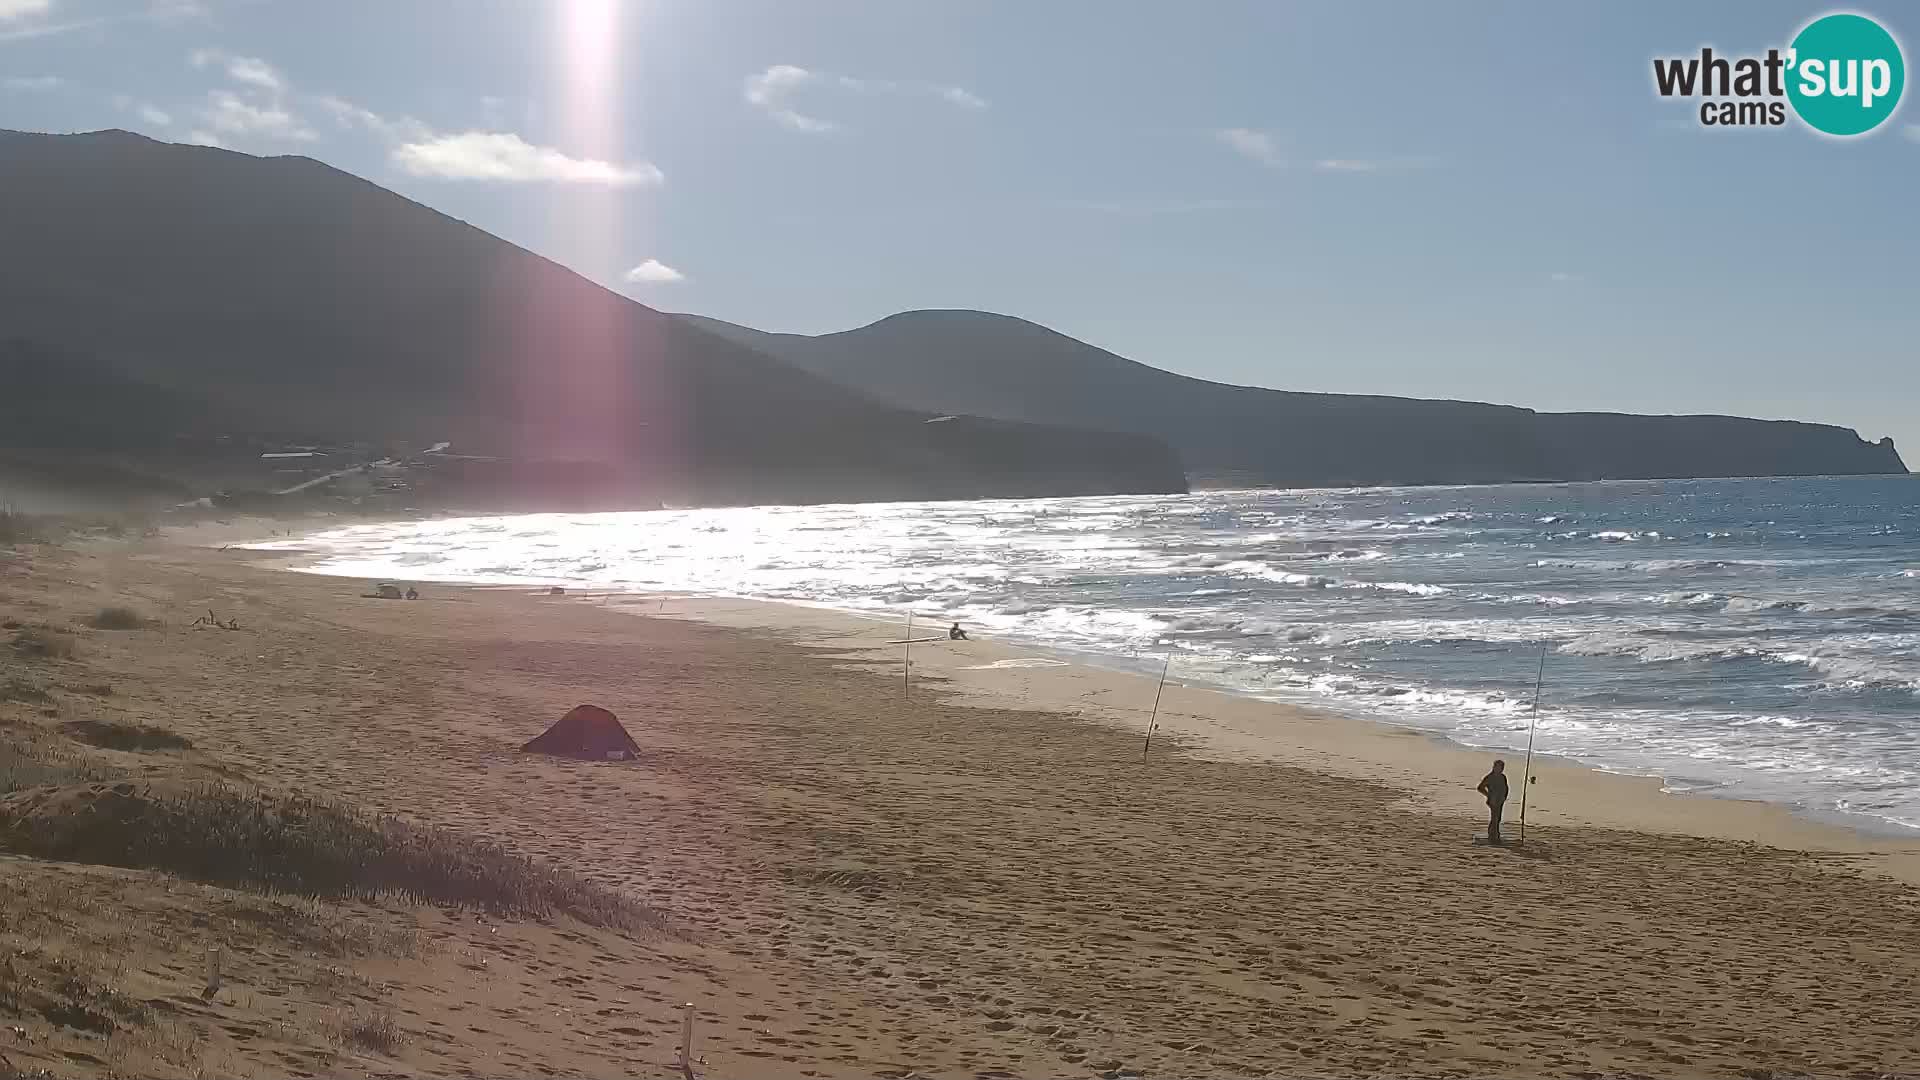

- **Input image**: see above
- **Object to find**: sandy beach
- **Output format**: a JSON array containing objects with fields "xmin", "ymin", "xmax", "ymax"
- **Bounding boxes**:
[{"xmin": 5, "ymin": 531, "xmax": 1920, "ymax": 1078}]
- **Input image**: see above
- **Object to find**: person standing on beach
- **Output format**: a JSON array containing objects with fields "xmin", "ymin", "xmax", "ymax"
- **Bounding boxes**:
[{"xmin": 1477, "ymin": 759, "xmax": 1509, "ymax": 845}]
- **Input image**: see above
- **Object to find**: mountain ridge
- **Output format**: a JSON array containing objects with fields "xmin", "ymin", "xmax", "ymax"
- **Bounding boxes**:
[
  {"xmin": 677, "ymin": 309, "xmax": 1906, "ymax": 487},
  {"xmin": 0, "ymin": 129, "xmax": 1187, "ymax": 508}
]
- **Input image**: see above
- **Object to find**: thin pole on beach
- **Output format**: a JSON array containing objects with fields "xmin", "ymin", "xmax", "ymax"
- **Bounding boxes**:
[
  {"xmin": 1141, "ymin": 651, "xmax": 1174, "ymax": 762},
  {"xmin": 1519, "ymin": 641, "xmax": 1548, "ymax": 845},
  {"xmin": 903, "ymin": 612, "xmax": 914, "ymax": 697}
]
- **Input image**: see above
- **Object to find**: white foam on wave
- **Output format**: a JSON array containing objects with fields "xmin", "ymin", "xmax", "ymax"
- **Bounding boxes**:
[
  {"xmin": 1652, "ymin": 590, "xmax": 1729, "ymax": 609},
  {"xmin": 1559, "ymin": 633, "xmax": 1920, "ymax": 692},
  {"xmin": 1217, "ymin": 560, "xmax": 1450, "ymax": 597}
]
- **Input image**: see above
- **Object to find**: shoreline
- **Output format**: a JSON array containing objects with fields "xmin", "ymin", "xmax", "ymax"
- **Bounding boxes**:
[
  {"xmin": 12, "ymin": 530, "xmax": 1920, "ymax": 1076},
  {"xmin": 634, "ymin": 594, "xmax": 1920, "ymax": 877},
  {"xmin": 224, "ymin": 514, "xmax": 1920, "ymax": 881}
]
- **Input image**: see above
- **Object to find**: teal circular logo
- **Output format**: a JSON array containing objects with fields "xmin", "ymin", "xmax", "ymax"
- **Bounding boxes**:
[{"xmin": 1786, "ymin": 13, "xmax": 1905, "ymax": 136}]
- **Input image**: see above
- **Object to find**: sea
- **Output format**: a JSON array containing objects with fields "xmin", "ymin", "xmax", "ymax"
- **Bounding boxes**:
[{"xmin": 259, "ymin": 475, "xmax": 1920, "ymax": 831}]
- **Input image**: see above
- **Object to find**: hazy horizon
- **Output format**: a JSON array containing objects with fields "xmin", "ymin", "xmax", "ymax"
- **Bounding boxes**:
[{"xmin": 4, "ymin": 0, "xmax": 1914, "ymax": 453}]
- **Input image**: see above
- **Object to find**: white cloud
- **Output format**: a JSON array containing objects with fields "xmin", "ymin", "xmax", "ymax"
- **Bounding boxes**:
[
  {"xmin": 225, "ymin": 56, "xmax": 283, "ymax": 92},
  {"xmin": 393, "ymin": 131, "xmax": 662, "ymax": 186},
  {"xmin": 744, "ymin": 64, "xmax": 986, "ymax": 132},
  {"xmin": 1314, "ymin": 156, "xmax": 1437, "ymax": 173},
  {"xmin": 2, "ymin": 74, "xmax": 61, "ymax": 91},
  {"xmin": 623, "ymin": 259, "xmax": 685, "ymax": 284},
  {"xmin": 190, "ymin": 48, "xmax": 284, "ymax": 92},
  {"xmin": 175, "ymin": 48, "xmax": 661, "ymax": 190},
  {"xmin": 0, "ymin": 0, "xmax": 51, "ymax": 21},
  {"xmin": 185, "ymin": 129, "xmax": 224, "ymax": 147},
  {"xmin": 112, "ymin": 94, "xmax": 173, "ymax": 125},
  {"xmin": 186, "ymin": 50, "xmax": 323, "ymax": 144},
  {"xmin": 1215, "ymin": 128, "xmax": 1283, "ymax": 168},
  {"xmin": 1067, "ymin": 197, "xmax": 1273, "ymax": 216},
  {"xmin": 745, "ymin": 64, "xmax": 834, "ymax": 132},
  {"xmin": 939, "ymin": 86, "xmax": 988, "ymax": 109},
  {"xmin": 202, "ymin": 88, "xmax": 316, "ymax": 141},
  {"xmin": 148, "ymin": 0, "xmax": 207, "ymax": 18},
  {"xmin": 0, "ymin": 0, "xmax": 197, "ymax": 42},
  {"xmin": 314, "ymin": 94, "xmax": 429, "ymax": 142}
]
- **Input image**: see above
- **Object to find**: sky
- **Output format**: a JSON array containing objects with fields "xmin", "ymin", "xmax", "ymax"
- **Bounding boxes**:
[{"xmin": 4, "ymin": 0, "xmax": 1917, "ymax": 458}]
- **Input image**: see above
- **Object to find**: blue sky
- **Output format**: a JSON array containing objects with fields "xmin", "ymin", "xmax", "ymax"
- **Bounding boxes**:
[{"xmin": 5, "ymin": 0, "xmax": 1917, "ymax": 458}]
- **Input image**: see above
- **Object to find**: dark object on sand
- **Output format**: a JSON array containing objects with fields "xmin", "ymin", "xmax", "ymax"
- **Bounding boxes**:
[
  {"xmin": 549, "ymin": 586, "xmax": 567, "ymax": 596},
  {"xmin": 949, "ymin": 622, "xmax": 968, "ymax": 640},
  {"xmin": 405, "ymin": 587, "xmax": 419, "ymax": 600},
  {"xmin": 366, "ymin": 583, "xmax": 403, "ymax": 600},
  {"xmin": 191, "ymin": 609, "xmax": 241, "ymax": 630},
  {"xmin": 522, "ymin": 705, "xmax": 640, "ymax": 761}
]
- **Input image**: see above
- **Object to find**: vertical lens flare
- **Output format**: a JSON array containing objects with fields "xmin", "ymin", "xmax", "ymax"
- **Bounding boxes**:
[{"xmin": 503, "ymin": 0, "xmax": 669, "ymax": 501}]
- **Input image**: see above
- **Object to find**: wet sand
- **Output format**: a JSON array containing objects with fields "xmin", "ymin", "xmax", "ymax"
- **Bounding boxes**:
[{"xmin": 8, "ymin": 533, "xmax": 1920, "ymax": 1077}]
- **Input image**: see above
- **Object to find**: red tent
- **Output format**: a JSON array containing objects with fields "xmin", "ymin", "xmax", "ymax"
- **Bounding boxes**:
[{"xmin": 521, "ymin": 705, "xmax": 640, "ymax": 761}]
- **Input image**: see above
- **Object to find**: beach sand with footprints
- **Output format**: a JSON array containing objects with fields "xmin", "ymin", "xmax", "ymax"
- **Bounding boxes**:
[{"xmin": 2, "ymin": 531, "xmax": 1918, "ymax": 1077}]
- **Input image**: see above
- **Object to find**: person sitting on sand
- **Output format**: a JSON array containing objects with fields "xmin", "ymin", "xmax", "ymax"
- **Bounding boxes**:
[
  {"xmin": 949, "ymin": 623, "xmax": 968, "ymax": 641},
  {"xmin": 405, "ymin": 587, "xmax": 419, "ymax": 600},
  {"xmin": 1477, "ymin": 759, "xmax": 1509, "ymax": 845}
]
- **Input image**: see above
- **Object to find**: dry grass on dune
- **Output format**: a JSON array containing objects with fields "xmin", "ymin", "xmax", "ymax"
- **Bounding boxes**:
[
  {"xmin": 8, "ymin": 625, "xmax": 77, "ymax": 660},
  {"xmin": 0, "ymin": 773, "xmax": 662, "ymax": 933}
]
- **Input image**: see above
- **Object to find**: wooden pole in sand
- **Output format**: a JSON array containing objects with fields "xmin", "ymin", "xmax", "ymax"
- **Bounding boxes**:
[
  {"xmin": 1141, "ymin": 651, "xmax": 1174, "ymax": 762},
  {"xmin": 1518, "ymin": 642, "xmax": 1548, "ymax": 845}
]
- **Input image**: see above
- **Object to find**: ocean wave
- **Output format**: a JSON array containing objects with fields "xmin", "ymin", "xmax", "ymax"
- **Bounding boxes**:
[
  {"xmin": 1496, "ymin": 593, "xmax": 1586, "ymax": 606},
  {"xmin": 1558, "ymin": 632, "xmax": 1761, "ymax": 663},
  {"xmin": 1723, "ymin": 596, "xmax": 1808, "ymax": 614},
  {"xmin": 1652, "ymin": 591, "xmax": 1730, "ymax": 609},
  {"xmin": 1410, "ymin": 511, "xmax": 1475, "ymax": 525},
  {"xmin": 1218, "ymin": 561, "xmax": 1449, "ymax": 596},
  {"xmin": 1559, "ymin": 633, "xmax": 1920, "ymax": 691},
  {"xmin": 1369, "ymin": 686, "xmax": 1529, "ymax": 714},
  {"xmin": 1531, "ymin": 557, "xmax": 1790, "ymax": 575},
  {"xmin": 1798, "ymin": 654, "xmax": 1920, "ymax": 692}
]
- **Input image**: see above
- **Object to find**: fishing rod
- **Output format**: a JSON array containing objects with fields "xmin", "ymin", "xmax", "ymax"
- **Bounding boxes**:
[
  {"xmin": 1518, "ymin": 641, "xmax": 1548, "ymax": 844},
  {"xmin": 1141, "ymin": 651, "xmax": 1174, "ymax": 762}
]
